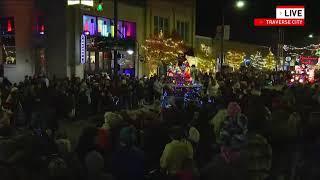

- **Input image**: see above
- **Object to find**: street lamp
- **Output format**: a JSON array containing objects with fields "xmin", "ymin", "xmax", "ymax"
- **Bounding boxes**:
[
  {"xmin": 127, "ymin": 49, "xmax": 134, "ymax": 55},
  {"xmin": 308, "ymin": 34, "xmax": 314, "ymax": 38},
  {"xmin": 235, "ymin": 0, "xmax": 246, "ymax": 9}
]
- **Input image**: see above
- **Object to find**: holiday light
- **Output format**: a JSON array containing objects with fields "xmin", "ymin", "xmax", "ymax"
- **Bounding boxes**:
[
  {"xmin": 226, "ymin": 50, "xmax": 245, "ymax": 70},
  {"xmin": 195, "ymin": 44, "xmax": 215, "ymax": 72},
  {"xmin": 283, "ymin": 44, "xmax": 320, "ymax": 51},
  {"xmin": 142, "ymin": 31, "xmax": 186, "ymax": 67},
  {"xmin": 251, "ymin": 51, "xmax": 266, "ymax": 70},
  {"xmin": 264, "ymin": 51, "xmax": 276, "ymax": 70}
]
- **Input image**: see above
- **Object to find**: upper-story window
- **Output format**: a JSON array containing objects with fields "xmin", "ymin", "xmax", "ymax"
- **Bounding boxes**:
[
  {"xmin": 177, "ymin": 21, "xmax": 189, "ymax": 42},
  {"xmin": 83, "ymin": 15, "xmax": 97, "ymax": 35},
  {"xmin": 86, "ymin": 15, "xmax": 136, "ymax": 39},
  {"xmin": 118, "ymin": 20, "xmax": 136, "ymax": 39},
  {"xmin": 0, "ymin": 17, "xmax": 16, "ymax": 64},
  {"xmin": 33, "ymin": 16, "xmax": 45, "ymax": 35},
  {"xmin": 97, "ymin": 17, "xmax": 111, "ymax": 37},
  {"xmin": 0, "ymin": 17, "xmax": 15, "ymax": 35},
  {"xmin": 154, "ymin": 16, "xmax": 169, "ymax": 36}
]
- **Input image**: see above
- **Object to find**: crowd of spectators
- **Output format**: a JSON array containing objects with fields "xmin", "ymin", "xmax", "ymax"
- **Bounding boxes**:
[{"xmin": 0, "ymin": 69, "xmax": 320, "ymax": 180}]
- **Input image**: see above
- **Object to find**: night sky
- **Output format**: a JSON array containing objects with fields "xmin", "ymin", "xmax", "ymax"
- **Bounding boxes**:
[{"xmin": 196, "ymin": 0, "xmax": 320, "ymax": 47}]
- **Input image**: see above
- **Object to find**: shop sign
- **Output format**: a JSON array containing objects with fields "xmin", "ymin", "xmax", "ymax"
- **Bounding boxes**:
[{"xmin": 80, "ymin": 34, "xmax": 86, "ymax": 64}]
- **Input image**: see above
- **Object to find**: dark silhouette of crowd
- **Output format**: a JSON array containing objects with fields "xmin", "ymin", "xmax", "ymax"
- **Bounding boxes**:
[{"xmin": 0, "ymin": 69, "xmax": 320, "ymax": 180}]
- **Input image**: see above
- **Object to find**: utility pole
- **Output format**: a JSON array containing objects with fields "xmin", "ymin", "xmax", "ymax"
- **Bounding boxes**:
[
  {"xmin": 277, "ymin": 28, "xmax": 284, "ymax": 70},
  {"xmin": 113, "ymin": 0, "xmax": 118, "ymax": 76}
]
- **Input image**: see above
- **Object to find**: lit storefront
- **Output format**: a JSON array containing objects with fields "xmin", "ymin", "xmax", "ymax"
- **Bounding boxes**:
[{"xmin": 82, "ymin": 15, "xmax": 136, "ymax": 76}]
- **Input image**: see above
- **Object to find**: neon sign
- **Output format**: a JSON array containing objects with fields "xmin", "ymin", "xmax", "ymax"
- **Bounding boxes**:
[{"xmin": 80, "ymin": 34, "xmax": 86, "ymax": 64}]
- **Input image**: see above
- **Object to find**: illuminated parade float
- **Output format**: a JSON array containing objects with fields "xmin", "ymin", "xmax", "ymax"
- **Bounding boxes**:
[
  {"xmin": 142, "ymin": 31, "xmax": 203, "ymax": 108},
  {"xmin": 283, "ymin": 44, "xmax": 320, "ymax": 84}
]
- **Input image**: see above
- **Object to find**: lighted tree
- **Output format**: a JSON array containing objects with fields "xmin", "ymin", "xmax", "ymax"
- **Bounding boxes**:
[
  {"xmin": 264, "ymin": 51, "xmax": 276, "ymax": 70},
  {"xmin": 142, "ymin": 31, "xmax": 186, "ymax": 69},
  {"xmin": 226, "ymin": 50, "xmax": 245, "ymax": 70},
  {"xmin": 251, "ymin": 51, "xmax": 265, "ymax": 70},
  {"xmin": 196, "ymin": 44, "xmax": 216, "ymax": 72}
]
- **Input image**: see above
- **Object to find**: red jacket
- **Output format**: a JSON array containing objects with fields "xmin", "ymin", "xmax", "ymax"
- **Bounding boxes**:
[{"xmin": 97, "ymin": 128, "xmax": 111, "ymax": 151}]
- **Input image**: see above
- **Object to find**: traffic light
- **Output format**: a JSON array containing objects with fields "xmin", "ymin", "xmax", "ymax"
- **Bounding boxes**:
[{"xmin": 97, "ymin": 0, "xmax": 103, "ymax": 12}]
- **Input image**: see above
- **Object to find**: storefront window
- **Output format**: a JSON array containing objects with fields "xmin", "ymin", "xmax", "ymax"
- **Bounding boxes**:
[{"xmin": 83, "ymin": 15, "xmax": 96, "ymax": 35}]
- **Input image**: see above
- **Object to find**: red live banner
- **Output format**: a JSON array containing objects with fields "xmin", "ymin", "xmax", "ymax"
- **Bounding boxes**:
[{"xmin": 254, "ymin": 18, "xmax": 304, "ymax": 27}]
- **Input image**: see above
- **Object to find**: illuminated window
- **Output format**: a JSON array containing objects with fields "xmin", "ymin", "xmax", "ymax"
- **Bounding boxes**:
[
  {"xmin": 86, "ymin": 15, "xmax": 136, "ymax": 39},
  {"xmin": 111, "ymin": 21, "xmax": 114, "ymax": 37},
  {"xmin": 89, "ymin": 51, "xmax": 95, "ymax": 63},
  {"xmin": 0, "ymin": 17, "xmax": 16, "ymax": 64},
  {"xmin": 83, "ymin": 15, "xmax": 96, "ymax": 35},
  {"xmin": 118, "ymin": 21, "xmax": 136, "ymax": 39},
  {"xmin": 0, "ymin": 17, "xmax": 15, "ymax": 34},
  {"xmin": 98, "ymin": 17, "xmax": 110, "ymax": 37},
  {"xmin": 35, "ymin": 16, "xmax": 45, "ymax": 35},
  {"xmin": 7, "ymin": 20, "xmax": 12, "ymax": 32},
  {"xmin": 124, "ymin": 21, "xmax": 136, "ymax": 39}
]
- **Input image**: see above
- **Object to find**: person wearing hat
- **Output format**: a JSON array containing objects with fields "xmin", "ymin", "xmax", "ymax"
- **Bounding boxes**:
[
  {"xmin": 218, "ymin": 102, "xmax": 248, "ymax": 152},
  {"xmin": 200, "ymin": 104, "xmax": 249, "ymax": 180}
]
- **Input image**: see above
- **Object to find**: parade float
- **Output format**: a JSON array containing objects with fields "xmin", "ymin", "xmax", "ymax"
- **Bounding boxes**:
[
  {"xmin": 142, "ymin": 31, "xmax": 203, "ymax": 109},
  {"xmin": 283, "ymin": 44, "xmax": 320, "ymax": 84},
  {"xmin": 162, "ymin": 60, "xmax": 203, "ymax": 109}
]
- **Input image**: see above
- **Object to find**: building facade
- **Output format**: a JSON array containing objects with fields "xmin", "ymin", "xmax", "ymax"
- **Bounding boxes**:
[
  {"xmin": 0, "ymin": 0, "xmax": 196, "ymax": 82},
  {"xmin": 0, "ymin": 0, "xmax": 42, "ymax": 83},
  {"xmin": 193, "ymin": 35, "xmax": 271, "ymax": 71}
]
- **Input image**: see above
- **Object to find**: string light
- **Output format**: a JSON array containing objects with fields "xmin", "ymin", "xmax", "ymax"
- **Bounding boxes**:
[
  {"xmin": 226, "ymin": 50, "xmax": 245, "ymax": 70},
  {"xmin": 265, "ymin": 51, "xmax": 276, "ymax": 70},
  {"xmin": 195, "ymin": 44, "xmax": 215, "ymax": 72},
  {"xmin": 142, "ymin": 31, "xmax": 186, "ymax": 67},
  {"xmin": 283, "ymin": 44, "xmax": 320, "ymax": 51},
  {"xmin": 250, "ymin": 51, "xmax": 265, "ymax": 70}
]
